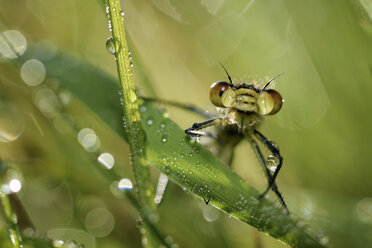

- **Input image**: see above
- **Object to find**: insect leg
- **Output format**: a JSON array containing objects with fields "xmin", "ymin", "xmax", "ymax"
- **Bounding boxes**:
[
  {"xmin": 185, "ymin": 118, "xmax": 223, "ymax": 139},
  {"xmin": 140, "ymin": 97, "xmax": 215, "ymax": 119},
  {"xmin": 185, "ymin": 118, "xmax": 224, "ymax": 205},
  {"xmin": 251, "ymin": 138, "xmax": 288, "ymax": 213},
  {"xmin": 253, "ymin": 130, "xmax": 284, "ymax": 195}
]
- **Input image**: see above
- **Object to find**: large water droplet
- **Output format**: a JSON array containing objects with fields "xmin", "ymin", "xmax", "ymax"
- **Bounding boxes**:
[
  {"xmin": 266, "ymin": 155, "xmax": 279, "ymax": 172},
  {"xmin": 33, "ymin": 87, "xmax": 60, "ymax": 118},
  {"xmin": 84, "ymin": 207, "xmax": 115, "ymax": 238},
  {"xmin": 356, "ymin": 197, "xmax": 372, "ymax": 224},
  {"xmin": 9, "ymin": 179, "xmax": 22, "ymax": 193},
  {"xmin": 118, "ymin": 178, "xmax": 133, "ymax": 190},
  {"xmin": 0, "ymin": 101, "xmax": 24, "ymax": 143},
  {"xmin": 20, "ymin": 59, "xmax": 46, "ymax": 86},
  {"xmin": 0, "ymin": 30, "xmax": 27, "ymax": 59},
  {"xmin": 78, "ymin": 128, "xmax": 100, "ymax": 152},
  {"xmin": 98, "ymin": 153, "xmax": 115, "ymax": 170},
  {"xmin": 1, "ymin": 173, "xmax": 23, "ymax": 195},
  {"xmin": 105, "ymin": 37, "xmax": 121, "ymax": 55},
  {"xmin": 203, "ymin": 205, "xmax": 220, "ymax": 222}
]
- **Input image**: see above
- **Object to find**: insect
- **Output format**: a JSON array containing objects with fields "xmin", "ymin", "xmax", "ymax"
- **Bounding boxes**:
[{"xmin": 150, "ymin": 66, "xmax": 288, "ymax": 213}]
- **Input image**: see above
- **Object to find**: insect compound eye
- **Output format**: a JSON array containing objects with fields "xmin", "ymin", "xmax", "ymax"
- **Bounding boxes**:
[
  {"xmin": 209, "ymin": 81, "xmax": 234, "ymax": 107},
  {"xmin": 256, "ymin": 89, "xmax": 283, "ymax": 115}
]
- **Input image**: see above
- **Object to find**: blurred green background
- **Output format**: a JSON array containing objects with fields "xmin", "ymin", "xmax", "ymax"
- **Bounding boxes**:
[{"xmin": 0, "ymin": 0, "xmax": 372, "ymax": 247}]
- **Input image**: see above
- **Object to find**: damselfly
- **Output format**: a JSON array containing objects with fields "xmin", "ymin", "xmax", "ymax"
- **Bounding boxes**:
[{"xmin": 151, "ymin": 65, "xmax": 288, "ymax": 213}]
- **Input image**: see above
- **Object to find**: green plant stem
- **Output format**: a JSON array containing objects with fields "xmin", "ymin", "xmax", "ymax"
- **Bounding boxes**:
[
  {"xmin": 0, "ymin": 193, "xmax": 22, "ymax": 248},
  {"xmin": 105, "ymin": 1, "xmax": 172, "ymax": 247},
  {"xmin": 106, "ymin": 0, "xmax": 153, "ymax": 212}
]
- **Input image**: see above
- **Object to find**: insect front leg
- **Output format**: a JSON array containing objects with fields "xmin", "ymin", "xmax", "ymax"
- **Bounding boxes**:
[
  {"xmin": 253, "ymin": 130, "xmax": 283, "ymax": 194},
  {"xmin": 185, "ymin": 118, "xmax": 224, "ymax": 205},
  {"xmin": 185, "ymin": 118, "xmax": 223, "ymax": 140}
]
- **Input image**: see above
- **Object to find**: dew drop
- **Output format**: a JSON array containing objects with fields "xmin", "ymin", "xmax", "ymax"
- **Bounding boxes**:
[
  {"xmin": 356, "ymin": 197, "xmax": 372, "ymax": 224},
  {"xmin": 8, "ymin": 179, "xmax": 22, "ymax": 193},
  {"xmin": 98, "ymin": 153, "xmax": 115, "ymax": 169},
  {"xmin": 84, "ymin": 207, "xmax": 115, "ymax": 238},
  {"xmin": 0, "ymin": 101, "xmax": 24, "ymax": 143},
  {"xmin": 146, "ymin": 117, "xmax": 153, "ymax": 126},
  {"xmin": 120, "ymin": 10, "xmax": 125, "ymax": 17},
  {"xmin": 161, "ymin": 134, "xmax": 167, "ymax": 143},
  {"xmin": 269, "ymin": 140, "xmax": 279, "ymax": 151},
  {"xmin": 53, "ymin": 240, "xmax": 64, "ymax": 247},
  {"xmin": 33, "ymin": 88, "xmax": 60, "ymax": 118},
  {"xmin": 118, "ymin": 178, "xmax": 133, "ymax": 190},
  {"xmin": 266, "ymin": 155, "xmax": 279, "ymax": 172},
  {"xmin": 140, "ymin": 106, "xmax": 147, "ymax": 112},
  {"xmin": 203, "ymin": 205, "xmax": 220, "ymax": 222},
  {"xmin": 319, "ymin": 236, "xmax": 329, "ymax": 245},
  {"xmin": 0, "ymin": 30, "xmax": 27, "ymax": 59},
  {"xmin": 77, "ymin": 128, "xmax": 100, "ymax": 152},
  {"xmin": 20, "ymin": 59, "xmax": 46, "ymax": 86},
  {"xmin": 108, "ymin": 21, "xmax": 112, "ymax": 32},
  {"xmin": 105, "ymin": 37, "xmax": 121, "ymax": 55}
]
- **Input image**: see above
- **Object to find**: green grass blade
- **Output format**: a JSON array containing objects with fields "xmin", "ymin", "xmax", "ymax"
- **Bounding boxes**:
[
  {"xmin": 0, "ymin": 192, "xmax": 22, "ymax": 248},
  {"xmin": 103, "ymin": 1, "xmax": 171, "ymax": 247},
  {"xmin": 105, "ymin": 0, "xmax": 154, "ymax": 211}
]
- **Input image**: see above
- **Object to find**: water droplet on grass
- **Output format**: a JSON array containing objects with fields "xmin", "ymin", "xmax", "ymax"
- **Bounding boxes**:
[
  {"xmin": 118, "ymin": 178, "xmax": 133, "ymax": 190},
  {"xmin": 0, "ymin": 101, "xmax": 24, "ymax": 143},
  {"xmin": 106, "ymin": 37, "xmax": 121, "ymax": 54},
  {"xmin": 84, "ymin": 207, "xmax": 115, "ymax": 238},
  {"xmin": 0, "ymin": 30, "xmax": 27, "ymax": 58},
  {"xmin": 8, "ymin": 179, "xmax": 22, "ymax": 193},
  {"xmin": 21, "ymin": 59, "xmax": 46, "ymax": 86},
  {"xmin": 146, "ymin": 117, "xmax": 153, "ymax": 126},
  {"xmin": 319, "ymin": 236, "xmax": 329, "ymax": 245},
  {"xmin": 98, "ymin": 153, "xmax": 115, "ymax": 169},
  {"xmin": 78, "ymin": 128, "xmax": 100, "ymax": 152},
  {"xmin": 161, "ymin": 134, "xmax": 167, "ymax": 143}
]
